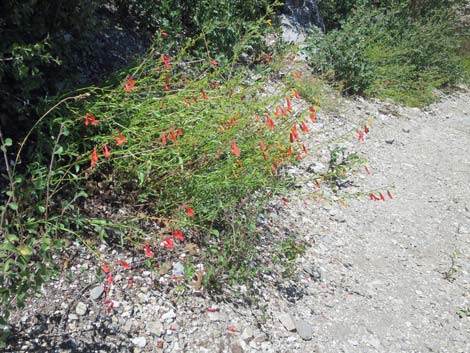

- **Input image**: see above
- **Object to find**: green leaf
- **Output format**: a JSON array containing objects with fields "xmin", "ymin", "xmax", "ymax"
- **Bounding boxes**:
[
  {"xmin": 6, "ymin": 234, "xmax": 19, "ymax": 243},
  {"xmin": 8, "ymin": 203, "xmax": 18, "ymax": 211},
  {"xmin": 4, "ymin": 138, "xmax": 12, "ymax": 147},
  {"xmin": 17, "ymin": 245, "xmax": 33, "ymax": 257}
]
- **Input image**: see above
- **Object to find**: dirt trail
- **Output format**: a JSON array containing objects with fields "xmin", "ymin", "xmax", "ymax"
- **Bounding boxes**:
[{"xmin": 280, "ymin": 90, "xmax": 470, "ymax": 353}]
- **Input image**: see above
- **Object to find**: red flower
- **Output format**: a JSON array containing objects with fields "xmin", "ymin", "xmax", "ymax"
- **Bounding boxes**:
[
  {"xmin": 365, "ymin": 166, "xmax": 371, "ymax": 175},
  {"xmin": 91, "ymin": 148, "xmax": 99, "ymax": 167},
  {"xmin": 102, "ymin": 262, "xmax": 110, "ymax": 274},
  {"xmin": 161, "ymin": 30, "xmax": 168, "ymax": 37},
  {"xmin": 161, "ymin": 132, "xmax": 167, "ymax": 145},
  {"xmin": 297, "ymin": 152, "xmax": 302, "ymax": 160},
  {"xmin": 114, "ymin": 132, "xmax": 127, "ymax": 146},
  {"xmin": 227, "ymin": 326, "xmax": 238, "ymax": 332},
  {"xmin": 259, "ymin": 140, "xmax": 266, "ymax": 151},
  {"xmin": 379, "ymin": 192, "xmax": 385, "ymax": 201},
  {"xmin": 169, "ymin": 131, "xmax": 177, "ymax": 141},
  {"xmin": 364, "ymin": 125, "xmax": 370, "ymax": 134},
  {"xmin": 370, "ymin": 193, "xmax": 378, "ymax": 201},
  {"xmin": 107, "ymin": 273, "xmax": 113, "ymax": 285},
  {"xmin": 266, "ymin": 115, "xmax": 275, "ymax": 129},
  {"xmin": 300, "ymin": 121, "xmax": 309, "ymax": 133},
  {"xmin": 162, "ymin": 55, "xmax": 171, "ymax": 69},
  {"xmin": 210, "ymin": 60, "xmax": 219, "ymax": 66},
  {"xmin": 387, "ymin": 190, "xmax": 394, "ymax": 199},
  {"xmin": 213, "ymin": 81, "xmax": 220, "ymax": 88},
  {"xmin": 172, "ymin": 230, "xmax": 184, "ymax": 242},
  {"xmin": 85, "ymin": 113, "xmax": 98, "ymax": 126},
  {"xmin": 357, "ymin": 129, "xmax": 365, "ymax": 141},
  {"xmin": 262, "ymin": 152, "xmax": 267, "ymax": 160},
  {"xmin": 293, "ymin": 90, "xmax": 301, "ymax": 99},
  {"xmin": 280, "ymin": 107, "xmax": 288, "ymax": 117},
  {"xmin": 119, "ymin": 260, "xmax": 131, "ymax": 269},
  {"xmin": 293, "ymin": 71, "xmax": 302, "ymax": 78},
  {"xmin": 287, "ymin": 146, "xmax": 293, "ymax": 157},
  {"xmin": 231, "ymin": 140, "xmax": 240, "ymax": 157},
  {"xmin": 164, "ymin": 84, "xmax": 170, "ymax": 91},
  {"xmin": 286, "ymin": 97, "xmax": 293, "ymax": 111},
  {"xmin": 162, "ymin": 237, "xmax": 174, "ymax": 249},
  {"xmin": 177, "ymin": 129, "xmax": 183, "ymax": 136},
  {"xmin": 124, "ymin": 77, "xmax": 136, "ymax": 92},
  {"xmin": 309, "ymin": 112, "xmax": 316, "ymax": 123},
  {"xmin": 144, "ymin": 244, "xmax": 154, "ymax": 258},
  {"xmin": 315, "ymin": 180, "xmax": 321, "ymax": 189},
  {"xmin": 201, "ymin": 90, "xmax": 208, "ymax": 100},
  {"xmin": 103, "ymin": 144, "xmax": 111, "ymax": 158},
  {"xmin": 302, "ymin": 144, "xmax": 308, "ymax": 154},
  {"xmin": 183, "ymin": 204, "xmax": 195, "ymax": 217},
  {"xmin": 261, "ymin": 54, "xmax": 273, "ymax": 63},
  {"xmin": 291, "ymin": 125, "xmax": 299, "ymax": 142}
]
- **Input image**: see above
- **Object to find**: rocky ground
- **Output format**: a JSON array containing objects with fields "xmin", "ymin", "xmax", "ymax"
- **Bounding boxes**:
[{"xmin": 4, "ymin": 87, "xmax": 470, "ymax": 353}]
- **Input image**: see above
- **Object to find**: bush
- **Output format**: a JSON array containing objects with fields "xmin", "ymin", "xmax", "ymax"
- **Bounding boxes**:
[{"xmin": 309, "ymin": 1, "xmax": 466, "ymax": 105}]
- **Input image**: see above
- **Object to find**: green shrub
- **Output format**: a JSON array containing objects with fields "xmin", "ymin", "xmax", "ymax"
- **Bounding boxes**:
[{"xmin": 309, "ymin": 2, "xmax": 466, "ymax": 105}]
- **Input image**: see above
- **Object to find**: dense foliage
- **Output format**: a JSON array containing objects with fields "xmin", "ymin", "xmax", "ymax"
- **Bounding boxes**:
[
  {"xmin": 311, "ymin": 0, "xmax": 468, "ymax": 105},
  {"xmin": 0, "ymin": 0, "xmax": 276, "ymax": 135}
]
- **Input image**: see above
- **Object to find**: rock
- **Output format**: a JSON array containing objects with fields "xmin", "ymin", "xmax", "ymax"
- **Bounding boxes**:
[
  {"xmin": 281, "ymin": 0, "xmax": 324, "ymax": 44},
  {"xmin": 131, "ymin": 337, "xmax": 147, "ymax": 348},
  {"xmin": 75, "ymin": 302, "xmax": 88, "ymax": 316},
  {"xmin": 89, "ymin": 285, "xmax": 104, "ymax": 300},
  {"xmin": 278, "ymin": 313, "xmax": 296, "ymax": 331},
  {"xmin": 385, "ymin": 139, "xmax": 395, "ymax": 144},
  {"xmin": 161, "ymin": 310, "xmax": 176, "ymax": 322},
  {"xmin": 295, "ymin": 319, "xmax": 314, "ymax": 340},
  {"xmin": 68, "ymin": 313, "xmax": 78, "ymax": 321},
  {"xmin": 172, "ymin": 262, "xmax": 185, "ymax": 276},
  {"xmin": 241, "ymin": 327, "xmax": 254, "ymax": 342},
  {"xmin": 147, "ymin": 320, "xmax": 163, "ymax": 335}
]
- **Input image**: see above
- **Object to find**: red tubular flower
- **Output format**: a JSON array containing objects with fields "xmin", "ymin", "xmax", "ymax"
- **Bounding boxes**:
[
  {"xmin": 266, "ymin": 115, "xmax": 275, "ymax": 129},
  {"xmin": 309, "ymin": 113, "xmax": 316, "ymax": 123},
  {"xmin": 262, "ymin": 152, "xmax": 267, "ymax": 160},
  {"xmin": 161, "ymin": 132, "xmax": 167, "ymax": 145},
  {"xmin": 291, "ymin": 125, "xmax": 299, "ymax": 142},
  {"xmin": 370, "ymin": 193, "xmax": 378, "ymax": 201},
  {"xmin": 387, "ymin": 190, "xmax": 394, "ymax": 199},
  {"xmin": 201, "ymin": 90, "xmax": 208, "ymax": 100},
  {"xmin": 357, "ymin": 129, "xmax": 365, "ymax": 141},
  {"xmin": 309, "ymin": 106, "xmax": 315, "ymax": 113},
  {"xmin": 85, "ymin": 113, "xmax": 98, "ymax": 126},
  {"xmin": 172, "ymin": 230, "xmax": 184, "ymax": 242},
  {"xmin": 293, "ymin": 90, "xmax": 301, "ymax": 99},
  {"xmin": 259, "ymin": 141, "xmax": 266, "ymax": 151},
  {"xmin": 103, "ymin": 144, "xmax": 111, "ymax": 158},
  {"xmin": 300, "ymin": 121, "xmax": 309, "ymax": 133},
  {"xmin": 364, "ymin": 125, "xmax": 370, "ymax": 134},
  {"xmin": 164, "ymin": 84, "xmax": 170, "ymax": 91},
  {"xmin": 274, "ymin": 107, "xmax": 281, "ymax": 118},
  {"xmin": 286, "ymin": 97, "xmax": 293, "ymax": 111},
  {"xmin": 91, "ymin": 148, "xmax": 99, "ymax": 167},
  {"xmin": 169, "ymin": 131, "xmax": 177, "ymax": 141},
  {"xmin": 162, "ymin": 237, "xmax": 174, "ymax": 249},
  {"xmin": 379, "ymin": 192, "xmax": 386, "ymax": 201},
  {"xmin": 213, "ymin": 82, "xmax": 220, "ymax": 88},
  {"xmin": 107, "ymin": 273, "xmax": 113, "ymax": 285},
  {"xmin": 210, "ymin": 60, "xmax": 219, "ymax": 66},
  {"xmin": 124, "ymin": 77, "xmax": 136, "ymax": 92},
  {"xmin": 365, "ymin": 166, "xmax": 371, "ymax": 175},
  {"xmin": 119, "ymin": 260, "xmax": 131, "ymax": 269},
  {"xmin": 161, "ymin": 30, "xmax": 168, "ymax": 37},
  {"xmin": 102, "ymin": 262, "xmax": 110, "ymax": 274},
  {"xmin": 144, "ymin": 244, "xmax": 154, "ymax": 258},
  {"xmin": 114, "ymin": 132, "xmax": 127, "ymax": 146},
  {"xmin": 162, "ymin": 55, "xmax": 171, "ymax": 69},
  {"xmin": 84, "ymin": 114, "xmax": 90, "ymax": 126},
  {"xmin": 302, "ymin": 144, "xmax": 308, "ymax": 154},
  {"xmin": 293, "ymin": 71, "xmax": 302, "ymax": 78},
  {"xmin": 177, "ymin": 129, "xmax": 183, "ymax": 136},
  {"xmin": 183, "ymin": 204, "xmax": 195, "ymax": 217},
  {"xmin": 297, "ymin": 153, "xmax": 302, "ymax": 160},
  {"xmin": 315, "ymin": 180, "xmax": 321, "ymax": 189},
  {"xmin": 280, "ymin": 107, "xmax": 288, "ymax": 117},
  {"xmin": 231, "ymin": 140, "xmax": 240, "ymax": 157}
]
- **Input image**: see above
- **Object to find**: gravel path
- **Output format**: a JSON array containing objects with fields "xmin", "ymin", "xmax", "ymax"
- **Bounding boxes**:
[
  {"xmin": 6, "ymin": 90, "xmax": 470, "ymax": 353},
  {"xmin": 266, "ymin": 90, "xmax": 470, "ymax": 353}
]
